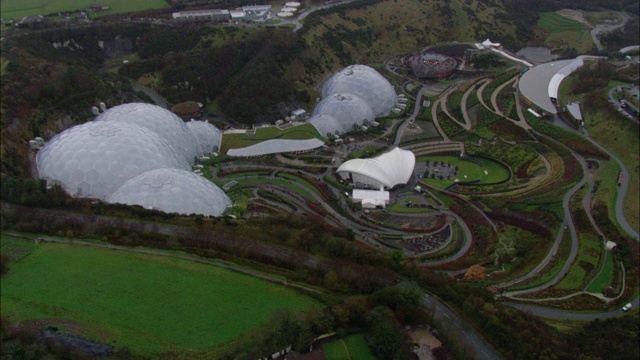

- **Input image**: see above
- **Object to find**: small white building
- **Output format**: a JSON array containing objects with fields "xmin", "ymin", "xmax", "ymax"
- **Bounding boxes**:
[
  {"xmin": 291, "ymin": 109, "xmax": 306, "ymax": 119},
  {"xmin": 605, "ymin": 241, "xmax": 617, "ymax": 251},
  {"xmin": 352, "ymin": 189, "xmax": 390, "ymax": 209}
]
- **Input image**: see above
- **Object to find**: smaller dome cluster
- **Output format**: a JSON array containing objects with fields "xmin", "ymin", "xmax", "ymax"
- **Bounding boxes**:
[
  {"xmin": 37, "ymin": 103, "xmax": 231, "ymax": 216},
  {"xmin": 310, "ymin": 65, "xmax": 396, "ymax": 137}
]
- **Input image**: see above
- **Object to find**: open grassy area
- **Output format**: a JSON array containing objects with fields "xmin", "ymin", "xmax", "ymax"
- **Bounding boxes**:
[
  {"xmin": 537, "ymin": 12, "xmax": 591, "ymax": 33},
  {"xmin": 1, "ymin": 234, "xmax": 39, "ymax": 261},
  {"xmin": 586, "ymin": 250, "xmax": 614, "ymax": 293},
  {"xmin": 322, "ymin": 334, "xmax": 376, "ymax": 360},
  {"xmin": 586, "ymin": 108, "xmax": 640, "ymax": 231},
  {"xmin": 221, "ymin": 124, "xmax": 323, "ymax": 153},
  {"xmin": 1, "ymin": 240, "xmax": 322, "ymax": 355},
  {"xmin": 556, "ymin": 233, "xmax": 602, "ymax": 290},
  {"xmin": 1, "ymin": 0, "xmax": 169, "ymax": 20},
  {"xmin": 537, "ymin": 12, "xmax": 594, "ymax": 53},
  {"xmin": 418, "ymin": 155, "xmax": 510, "ymax": 189}
]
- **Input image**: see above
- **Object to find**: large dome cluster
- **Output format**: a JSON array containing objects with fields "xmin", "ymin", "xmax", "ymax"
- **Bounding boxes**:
[
  {"xmin": 95, "ymin": 103, "xmax": 199, "ymax": 164},
  {"xmin": 311, "ymin": 65, "xmax": 396, "ymax": 137},
  {"xmin": 36, "ymin": 103, "xmax": 231, "ymax": 216}
]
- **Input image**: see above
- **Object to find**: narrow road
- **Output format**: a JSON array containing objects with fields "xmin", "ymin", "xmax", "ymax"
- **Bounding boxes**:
[
  {"xmin": 394, "ymin": 85, "xmax": 428, "ymax": 146},
  {"xmin": 504, "ymin": 295, "xmax": 639, "ymax": 320},
  {"xmin": 131, "ymin": 84, "xmax": 168, "ymax": 109},
  {"xmin": 460, "ymin": 81, "xmax": 479, "ymax": 130},
  {"xmin": 498, "ymin": 134, "xmax": 588, "ymax": 295},
  {"xmin": 422, "ymin": 293, "xmax": 502, "ymax": 360},
  {"xmin": 431, "ymin": 96, "xmax": 450, "ymax": 141}
]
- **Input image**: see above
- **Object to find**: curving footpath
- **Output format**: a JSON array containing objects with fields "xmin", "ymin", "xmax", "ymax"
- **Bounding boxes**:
[{"xmin": 496, "ymin": 136, "xmax": 587, "ymax": 295}]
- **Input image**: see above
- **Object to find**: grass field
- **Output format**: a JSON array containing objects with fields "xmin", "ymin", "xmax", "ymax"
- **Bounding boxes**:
[
  {"xmin": 221, "ymin": 124, "xmax": 323, "ymax": 153},
  {"xmin": 586, "ymin": 250, "xmax": 614, "ymax": 293},
  {"xmin": 1, "ymin": 0, "xmax": 169, "ymax": 20},
  {"xmin": 1, "ymin": 240, "xmax": 322, "ymax": 354},
  {"xmin": 537, "ymin": 12, "xmax": 590, "ymax": 33},
  {"xmin": 322, "ymin": 334, "xmax": 376, "ymax": 360},
  {"xmin": 536, "ymin": 11, "xmax": 595, "ymax": 53},
  {"xmin": 418, "ymin": 155, "xmax": 510, "ymax": 189},
  {"xmin": 556, "ymin": 233, "xmax": 602, "ymax": 289}
]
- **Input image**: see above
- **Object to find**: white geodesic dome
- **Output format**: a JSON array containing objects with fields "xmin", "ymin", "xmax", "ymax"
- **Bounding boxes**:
[
  {"xmin": 308, "ymin": 114, "xmax": 345, "ymax": 138},
  {"xmin": 95, "ymin": 103, "xmax": 199, "ymax": 164},
  {"xmin": 322, "ymin": 65, "xmax": 396, "ymax": 116},
  {"xmin": 107, "ymin": 168, "xmax": 232, "ymax": 216},
  {"xmin": 311, "ymin": 93, "xmax": 375, "ymax": 133},
  {"xmin": 186, "ymin": 120, "xmax": 222, "ymax": 157},
  {"xmin": 36, "ymin": 121, "xmax": 190, "ymax": 200}
]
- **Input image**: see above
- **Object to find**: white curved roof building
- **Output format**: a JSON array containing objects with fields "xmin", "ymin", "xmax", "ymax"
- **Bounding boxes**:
[
  {"xmin": 337, "ymin": 147, "xmax": 416, "ymax": 189},
  {"xmin": 310, "ymin": 93, "xmax": 375, "ymax": 135},
  {"xmin": 186, "ymin": 119, "xmax": 223, "ymax": 157},
  {"xmin": 107, "ymin": 168, "xmax": 232, "ymax": 216},
  {"xmin": 36, "ymin": 121, "xmax": 190, "ymax": 200},
  {"xmin": 322, "ymin": 65, "xmax": 397, "ymax": 116},
  {"xmin": 95, "ymin": 103, "xmax": 199, "ymax": 164}
]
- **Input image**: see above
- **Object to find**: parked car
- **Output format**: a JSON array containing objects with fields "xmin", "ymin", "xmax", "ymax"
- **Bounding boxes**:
[{"xmin": 622, "ymin": 303, "xmax": 633, "ymax": 311}]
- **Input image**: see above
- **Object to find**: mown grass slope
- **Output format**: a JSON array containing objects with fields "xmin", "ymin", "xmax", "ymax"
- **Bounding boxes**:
[
  {"xmin": 1, "ymin": 241, "xmax": 322, "ymax": 354},
  {"xmin": 1, "ymin": 0, "xmax": 168, "ymax": 19}
]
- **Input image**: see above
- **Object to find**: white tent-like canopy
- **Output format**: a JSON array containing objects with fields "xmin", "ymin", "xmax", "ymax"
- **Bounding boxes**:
[{"xmin": 337, "ymin": 147, "xmax": 416, "ymax": 189}]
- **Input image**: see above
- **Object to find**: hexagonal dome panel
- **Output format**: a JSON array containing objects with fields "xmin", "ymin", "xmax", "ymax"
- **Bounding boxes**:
[
  {"xmin": 311, "ymin": 93, "xmax": 375, "ymax": 134},
  {"xmin": 308, "ymin": 114, "xmax": 344, "ymax": 138},
  {"xmin": 107, "ymin": 168, "xmax": 232, "ymax": 216},
  {"xmin": 186, "ymin": 120, "xmax": 222, "ymax": 157},
  {"xmin": 36, "ymin": 121, "xmax": 190, "ymax": 200},
  {"xmin": 322, "ymin": 65, "xmax": 396, "ymax": 116},
  {"xmin": 95, "ymin": 103, "xmax": 199, "ymax": 164}
]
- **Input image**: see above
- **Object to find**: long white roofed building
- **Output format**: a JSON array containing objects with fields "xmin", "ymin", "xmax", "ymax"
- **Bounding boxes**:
[{"xmin": 337, "ymin": 147, "xmax": 416, "ymax": 189}]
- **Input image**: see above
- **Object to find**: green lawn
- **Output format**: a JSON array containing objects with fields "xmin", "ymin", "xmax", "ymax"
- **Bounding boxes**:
[
  {"xmin": 1, "ymin": 235, "xmax": 39, "ymax": 261},
  {"xmin": 537, "ymin": 12, "xmax": 591, "ymax": 33},
  {"xmin": 1, "ymin": 241, "xmax": 322, "ymax": 354},
  {"xmin": 586, "ymin": 250, "xmax": 614, "ymax": 293},
  {"xmin": 322, "ymin": 334, "xmax": 377, "ymax": 360},
  {"xmin": 418, "ymin": 155, "xmax": 510, "ymax": 189},
  {"xmin": 556, "ymin": 233, "xmax": 602, "ymax": 289},
  {"xmin": 1, "ymin": 0, "xmax": 169, "ymax": 19}
]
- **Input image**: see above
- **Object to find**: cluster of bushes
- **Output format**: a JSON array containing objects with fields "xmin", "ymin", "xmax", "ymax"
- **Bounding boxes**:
[
  {"xmin": 278, "ymin": 170, "xmax": 329, "ymax": 201},
  {"xmin": 257, "ymin": 188, "xmax": 298, "ymax": 210},
  {"xmin": 529, "ymin": 118, "xmax": 610, "ymax": 159}
]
